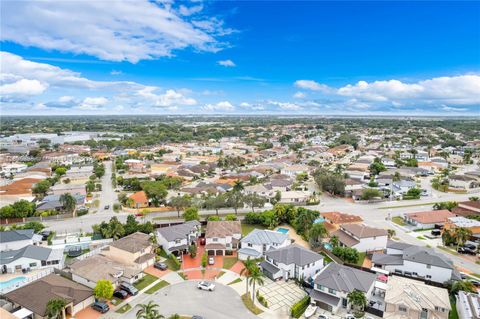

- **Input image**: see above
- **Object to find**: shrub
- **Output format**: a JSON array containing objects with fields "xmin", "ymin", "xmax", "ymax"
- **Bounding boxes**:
[
  {"xmin": 290, "ymin": 296, "xmax": 310, "ymax": 318},
  {"xmin": 169, "ymin": 254, "xmax": 181, "ymax": 270},
  {"xmin": 113, "ymin": 203, "xmax": 121, "ymax": 212},
  {"xmin": 201, "ymin": 253, "xmax": 208, "ymax": 268}
]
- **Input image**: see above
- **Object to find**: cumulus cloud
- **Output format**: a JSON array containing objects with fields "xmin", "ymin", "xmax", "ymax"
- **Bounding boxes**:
[
  {"xmin": 442, "ymin": 105, "xmax": 468, "ymax": 112},
  {"xmin": 137, "ymin": 87, "xmax": 197, "ymax": 107},
  {"xmin": 293, "ymin": 91, "xmax": 306, "ymax": 99},
  {"xmin": 0, "ymin": 79, "xmax": 47, "ymax": 96},
  {"xmin": 268, "ymin": 100, "xmax": 302, "ymax": 111},
  {"xmin": 294, "ymin": 80, "xmax": 330, "ymax": 92},
  {"xmin": 203, "ymin": 101, "xmax": 234, "ymax": 111},
  {"xmin": 78, "ymin": 97, "xmax": 109, "ymax": 110},
  {"xmin": 217, "ymin": 59, "xmax": 236, "ymax": 67},
  {"xmin": 1, "ymin": 0, "xmax": 232, "ymax": 63}
]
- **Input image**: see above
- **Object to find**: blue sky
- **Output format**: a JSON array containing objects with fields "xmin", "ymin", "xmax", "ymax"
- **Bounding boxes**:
[{"xmin": 1, "ymin": 1, "xmax": 479, "ymax": 115}]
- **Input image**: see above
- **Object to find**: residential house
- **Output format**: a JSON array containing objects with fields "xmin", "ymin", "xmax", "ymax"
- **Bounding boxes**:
[
  {"xmin": 444, "ymin": 216, "xmax": 480, "ymax": 238},
  {"xmin": 279, "ymin": 190, "xmax": 311, "ymax": 205},
  {"xmin": 102, "ymin": 232, "xmax": 155, "ymax": 269},
  {"xmin": 404, "ymin": 209, "xmax": 456, "ymax": 230},
  {"xmin": 50, "ymin": 183, "xmax": 86, "ymax": 197},
  {"xmin": 4, "ymin": 274, "xmax": 94, "ymax": 319},
  {"xmin": 238, "ymin": 229, "xmax": 291, "ymax": 260},
  {"xmin": 280, "ymin": 165, "xmax": 309, "ymax": 178},
  {"xmin": 36, "ymin": 193, "xmax": 86, "ymax": 212},
  {"xmin": 244, "ymin": 184, "xmax": 274, "ymax": 198},
  {"xmin": 384, "ymin": 276, "xmax": 450, "ymax": 319},
  {"xmin": 310, "ymin": 263, "xmax": 376, "ymax": 313},
  {"xmin": 392, "ymin": 180, "xmax": 416, "ymax": 196},
  {"xmin": 157, "ymin": 221, "xmax": 201, "ymax": 255},
  {"xmin": 1, "ymin": 245, "xmax": 64, "ymax": 273},
  {"xmin": 205, "ymin": 221, "xmax": 242, "ymax": 255},
  {"xmin": 0, "ymin": 178, "xmax": 40, "ymax": 207},
  {"xmin": 456, "ymin": 291, "xmax": 480, "ymax": 319},
  {"xmin": 260, "ymin": 244, "xmax": 323, "ymax": 281},
  {"xmin": 331, "ymin": 223, "xmax": 388, "ymax": 253},
  {"xmin": 0, "ymin": 163, "xmax": 28, "ymax": 176},
  {"xmin": 452, "ymin": 200, "xmax": 480, "ymax": 218},
  {"xmin": 125, "ymin": 159, "xmax": 149, "ymax": 174},
  {"xmin": 0, "ymin": 229, "xmax": 42, "ymax": 251},
  {"xmin": 449, "ymin": 175, "xmax": 479, "ymax": 192},
  {"xmin": 128, "ymin": 191, "xmax": 149, "ymax": 209},
  {"xmin": 372, "ymin": 241, "xmax": 459, "ymax": 283}
]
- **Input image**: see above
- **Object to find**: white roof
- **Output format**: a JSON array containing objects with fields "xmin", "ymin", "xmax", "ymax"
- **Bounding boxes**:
[
  {"xmin": 12, "ymin": 308, "xmax": 33, "ymax": 319},
  {"xmin": 448, "ymin": 216, "xmax": 480, "ymax": 227}
]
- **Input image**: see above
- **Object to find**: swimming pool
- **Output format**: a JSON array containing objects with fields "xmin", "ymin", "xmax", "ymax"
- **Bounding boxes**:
[
  {"xmin": 0, "ymin": 276, "xmax": 27, "ymax": 290},
  {"xmin": 277, "ymin": 227, "xmax": 289, "ymax": 234},
  {"xmin": 323, "ymin": 243, "xmax": 333, "ymax": 251}
]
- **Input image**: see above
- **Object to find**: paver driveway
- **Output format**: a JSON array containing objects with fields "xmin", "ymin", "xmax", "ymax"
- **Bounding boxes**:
[
  {"xmin": 258, "ymin": 279, "xmax": 306, "ymax": 312},
  {"xmin": 120, "ymin": 280, "xmax": 258, "ymax": 319}
]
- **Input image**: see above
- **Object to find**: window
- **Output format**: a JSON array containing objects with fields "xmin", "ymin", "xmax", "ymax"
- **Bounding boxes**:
[
  {"xmin": 426, "ymin": 275, "xmax": 431, "ymax": 279},
  {"xmin": 29, "ymin": 262, "xmax": 37, "ymax": 267},
  {"xmin": 175, "ymin": 239, "xmax": 181, "ymax": 244},
  {"xmin": 213, "ymin": 238, "xmax": 218, "ymax": 242},
  {"xmin": 426, "ymin": 264, "xmax": 431, "ymax": 269},
  {"xmin": 248, "ymin": 243, "xmax": 253, "ymax": 247},
  {"xmin": 328, "ymin": 288, "xmax": 336, "ymax": 295},
  {"xmin": 399, "ymin": 306, "xmax": 407, "ymax": 312},
  {"xmin": 317, "ymin": 284, "xmax": 324, "ymax": 291}
]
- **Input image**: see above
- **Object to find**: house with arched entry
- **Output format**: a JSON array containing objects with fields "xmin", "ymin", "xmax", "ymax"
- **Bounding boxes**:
[{"xmin": 205, "ymin": 221, "xmax": 242, "ymax": 256}]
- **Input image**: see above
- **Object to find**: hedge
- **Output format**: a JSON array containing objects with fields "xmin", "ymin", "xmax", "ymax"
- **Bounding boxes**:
[{"xmin": 290, "ymin": 296, "xmax": 310, "ymax": 318}]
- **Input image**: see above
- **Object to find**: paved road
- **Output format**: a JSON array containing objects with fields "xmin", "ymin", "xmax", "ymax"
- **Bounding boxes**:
[
  {"xmin": 119, "ymin": 281, "xmax": 258, "ymax": 319},
  {"xmin": 97, "ymin": 160, "xmax": 117, "ymax": 214}
]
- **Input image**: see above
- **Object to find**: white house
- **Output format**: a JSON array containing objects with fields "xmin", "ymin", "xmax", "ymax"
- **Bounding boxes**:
[
  {"xmin": 279, "ymin": 190, "xmax": 311, "ymax": 204},
  {"xmin": 331, "ymin": 223, "xmax": 388, "ymax": 253},
  {"xmin": 238, "ymin": 229, "xmax": 291, "ymax": 260},
  {"xmin": 205, "ymin": 221, "xmax": 242, "ymax": 255},
  {"xmin": 0, "ymin": 229, "xmax": 42, "ymax": 251},
  {"xmin": 404, "ymin": 209, "xmax": 456, "ymax": 230},
  {"xmin": 310, "ymin": 263, "xmax": 377, "ymax": 313},
  {"xmin": 392, "ymin": 179, "xmax": 416, "ymax": 195},
  {"xmin": 1, "ymin": 245, "xmax": 64, "ymax": 273},
  {"xmin": 280, "ymin": 165, "xmax": 309, "ymax": 178},
  {"xmin": 0, "ymin": 163, "xmax": 28, "ymax": 176},
  {"xmin": 372, "ymin": 241, "xmax": 459, "ymax": 283},
  {"xmin": 260, "ymin": 244, "xmax": 323, "ymax": 281},
  {"xmin": 157, "ymin": 221, "xmax": 201, "ymax": 255}
]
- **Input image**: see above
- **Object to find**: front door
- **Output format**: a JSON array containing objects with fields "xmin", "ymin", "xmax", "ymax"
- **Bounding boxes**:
[{"xmin": 342, "ymin": 298, "xmax": 348, "ymax": 308}]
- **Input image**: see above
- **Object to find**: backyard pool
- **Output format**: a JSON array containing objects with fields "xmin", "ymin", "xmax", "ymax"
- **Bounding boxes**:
[
  {"xmin": 323, "ymin": 243, "xmax": 333, "ymax": 251},
  {"xmin": 0, "ymin": 276, "xmax": 27, "ymax": 290},
  {"xmin": 277, "ymin": 227, "xmax": 289, "ymax": 234}
]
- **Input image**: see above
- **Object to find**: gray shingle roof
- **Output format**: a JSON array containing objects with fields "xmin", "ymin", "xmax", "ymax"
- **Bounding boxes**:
[
  {"xmin": 0, "ymin": 229, "xmax": 35, "ymax": 243},
  {"xmin": 313, "ymin": 263, "xmax": 376, "ymax": 293},
  {"xmin": 265, "ymin": 244, "xmax": 322, "ymax": 266},
  {"xmin": 240, "ymin": 229, "xmax": 288, "ymax": 245},
  {"xmin": 0, "ymin": 245, "xmax": 52, "ymax": 265},
  {"xmin": 157, "ymin": 221, "xmax": 200, "ymax": 242}
]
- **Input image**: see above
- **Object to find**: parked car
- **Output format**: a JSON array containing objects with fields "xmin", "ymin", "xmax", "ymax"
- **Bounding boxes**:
[
  {"xmin": 120, "ymin": 282, "xmax": 139, "ymax": 296},
  {"xmin": 92, "ymin": 301, "xmax": 110, "ymax": 313},
  {"xmin": 345, "ymin": 315, "xmax": 356, "ymax": 319},
  {"xmin": 191, "ymin": 316, "xmax": 204, "ymax": 319},
  {"xmin": 154, "ymin": 262, "xmax": 168, "ymax": 270},
  {"xmin": 464, "ymin": 243, "xmax": 477, "ymax": 251},
  {"xmin": 318, "ymin": 315, "xmax": 329, "ymax": 319},
  {"xmin": 199, "ymin": 237, "xmax": 206, "ymax": 245},
  {"xmin": 208, "ymin": 256, "xmax": 215, "ymax": 265},
  {"xmin": 197, "ymin": 281, "xmax": 215, "ymax": 291},
  {"xmin": 458, "ymin": 247, "xmax": 477, "ymax": 255},
  {"xmin": 40, "ymin": 231, "xmax": 51, "ymax": 241},
  {"xmin": 431, "ymin": 229, "xmax": 441, "ymax": 236},
  {"xmin": 113, "ymin": 290, "xmax": 128, "ymax": 299},
  {"xmin": 104, "ymin": 205, "xmax": 110, "ymax": 210},
  {"xmin": 469, "ymin": 280, "xmax": 480, "ymax": 287}
]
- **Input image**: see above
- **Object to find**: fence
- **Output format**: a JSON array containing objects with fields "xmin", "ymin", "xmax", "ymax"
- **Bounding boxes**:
[
  {"xmin": 0, "ymin": 268, "xmax": 53, "ymax": 294},
  {"xmin": 1, "ymin": 213, "xmax": 75, "ymax": 225}
]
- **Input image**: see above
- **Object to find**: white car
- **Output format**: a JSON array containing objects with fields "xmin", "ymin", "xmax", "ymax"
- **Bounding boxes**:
[
  {"xmin": 208, "ymin": 257, "xmax": 215, "ymax": 265},
  {"xmin": 197, "ymin": 281, "xmax": 215, "ymax": 291}
]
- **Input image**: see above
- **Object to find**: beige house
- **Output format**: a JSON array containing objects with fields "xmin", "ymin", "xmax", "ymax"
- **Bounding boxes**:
[
  {"xmin": 102, "ymin": 232, "xmax": 156, "ymax": 269},
  {"xmin": 384, "ymin": 276, "xmax": 450, "ymax": 319}
]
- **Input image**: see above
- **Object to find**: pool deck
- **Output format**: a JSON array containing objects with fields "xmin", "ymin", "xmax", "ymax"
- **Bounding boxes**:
[
  {"xmin": 0, "ymin": 269, "xmax": 46, "ymax": 282},
  {"xmin": 274, "ymin": 225, "xmax": 309, "ymax": 248}
]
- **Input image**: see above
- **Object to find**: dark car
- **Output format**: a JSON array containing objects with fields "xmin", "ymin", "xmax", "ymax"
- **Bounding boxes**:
[
  {"xmin": 120, "ymin": 282, "xmax": 138, "ymax": 296},
  {"xmin": 469, "ymin": 280, "xmax": 480, "ymax": 287},
  {"xmin": 92, "ymin": 301, "xmax": 110, "ymax": 313},
  {"xmin": 40, "ymin": 231, "xmax": 51, "ymax": 241},
  {"xmin": 431, "ymin": 229, "xmax": 441, "ymax": 236},
  {"xmin": 104, "ymin": 205, "xmax": 110, "ymax": 210},
  {"xmin": 464, "ymin": 243, "xmax": 477, "ymax": 251},
  {"xmin": 458, "ymin": 247, "xmax": 477, "ymax": 255},
  {"xmin": 113, "ymin": 290, "xmax": 129, "ymax": 299},
  {"xmin": 154, "ymin": 262, "xmax": 168, "ymax": 271}
]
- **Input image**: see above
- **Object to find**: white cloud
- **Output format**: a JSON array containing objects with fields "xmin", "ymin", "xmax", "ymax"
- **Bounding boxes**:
[
  {"xmin": 294, "ymin": 80, "xmax": 330, "ymax": 92},
  {"xmin": 293, "ymin": 91, "xmax": 306, "ymax": 99},
  {"xmin": 442, "ymin": 106, "xmax": 468, "ymax": 112},
  {"xmin": 137, "ymin": 87, "xmax": 197, "ymax": 107},
  {"xmin": 179, "ymin": 4, "xmax": 204, "ymax": 16},
  {"xmin": 1, "ymin": 0, "xmax": 231, "ymax": 63},
  {"xmin": 78, "ymin": 97, "xmax": 108, "ymax": 110},
  {"xmin": 217, "ymin": 59, "xmax": 236, "ymax": 67},
  {"xmin": 110, "ymin": 70, "xmax": 123, "ymax": 75},
  {"xmin": 203, "ymin": 101, "xmax": 234, "ymax": 111},
  {"xmin": 0, "ymin": 79, "xmax": 47, "ymax": 96},
  {"xmin": 58, "ymin": 96, "xmax": 74, "ymax": 103},
  {"xmin": 268, "ymin": 100, "xmax": 302, "ymax": 111}
]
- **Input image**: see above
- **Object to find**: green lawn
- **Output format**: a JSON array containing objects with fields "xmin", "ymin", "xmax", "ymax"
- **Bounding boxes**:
[
  {"xmin": 115, "ymin": 303, "xmax": 131, "ymax": 314},
  {"xmin": 320, "ymin": 252, "xmax": 333, "ymax": 264},
  {"xmin": 223, "ymin": 257, "xmax": 238, "ymax": 269},
  {"xmin": 134, "ymin": 274, "xmax": 158, "ymax": 290},
  {"xmin": 416, "ymin": 236, "xmax": 426, "ymax": 240},
  {"xmin": 163, "ymin": 255, "xmax": 181, "ymax": 271},
  {"xmin": 217, "ymin": 271, "xmax": 226, "ymax": 279},
  {"xmin": 438, "ymin": 246, "xmax": 460, "ymax": 256},
  {"xmin": 355, "ymin": 252, "xmax": 366, "ymax": 266},
  {"xmin": 228, "ymin": 278, "xmax": 242, "ymax": 285},
  {"xmin": 145, "ymin": 280, "xmax": 169, "ymax": 294},
  {"xmin": 241, "ymin": 223, "xmax": 265, "ymax": 236},
  {"xmin": 392, "ymin": 216, "xmax": 406, "ymax": 226},
  {"xmin": 449, "ymin": 295, "xmax": 459, "ymax": 319},
  {"xmin": 241, "ymin": 294, "xmax": 263, "ymax": 315}
]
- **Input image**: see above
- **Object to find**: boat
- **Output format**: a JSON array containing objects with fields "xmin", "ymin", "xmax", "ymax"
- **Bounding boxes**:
[{"xmin": 304, "ymin": 302, "xmax": 318, "ymax": 318}]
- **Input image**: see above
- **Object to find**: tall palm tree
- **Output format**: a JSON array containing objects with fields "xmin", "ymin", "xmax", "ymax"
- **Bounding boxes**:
[
  {"xmin": 240, "ymin": 258, "xmax": 256, "ymax": 296},
  {"xmin": 347, "ymin": 289, "xmax": 367, "ymax": 312},
  {"xmin": 136, "ymin": 301, "xmax": 164, "ymax": 319},
  {"xmin": 233, "ymin": 180, "xmax": 245, "ymax": 193},
  {"xmin": 454, "ymin": 227, "xmax": 473, "ymax": 249},
  {"xmin": 249, "ymin": 266, "xmax": 265, "ymax": 302},
  {"xmin": 308, "ymin": 223, "xmax": 328, "ymax": 248},
  {"xmin": 60, "ymin": 193, "xmax": 76, "ymax": 213},
  {"xmin": 45, "ymin": 299, "xmax": 67, "ymax": 319}
]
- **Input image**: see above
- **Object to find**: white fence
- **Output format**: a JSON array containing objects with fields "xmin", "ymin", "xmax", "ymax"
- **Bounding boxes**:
[{"xmin": 0, "ymin": 268, "xmax": 53, "ymax": 294}]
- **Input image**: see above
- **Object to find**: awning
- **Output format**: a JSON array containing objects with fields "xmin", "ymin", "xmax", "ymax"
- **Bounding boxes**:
[
  {"xmin": 168, "ymin": 244, "xmax": 188, "ymax": 252},
  {"xmin": 374, "ymin": 280, "xmax": 388, "ymax": 291},
  {"xmin": 238, "ymin": 248, "xmax": 262, "ymax": 258},
  {"xmin": 309, "ymin": 289, "xmax": 341, "ymax": 306},
  {"xmin": 260, "ymin": 261, "xmax": 281, "ymax": 275}
]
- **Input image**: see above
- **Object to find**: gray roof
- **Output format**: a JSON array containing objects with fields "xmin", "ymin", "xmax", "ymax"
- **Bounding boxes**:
[
  {"xmin": 157, "ymin": 221, "xmax": 200, "ymax": 242},
  {"xmin": 240, "ymin": 229, "xmax": 289, "ymax": 245},
  {"xmin": 313, "ymin": 263, "xmax": 376, "ymax": 293},
  {"xmin": 310, "ymin": 289, "xmax": 341, "ymax": 306},
  {"xmin": 260, "ymin": 260, "xmax": 281, "ymax": 275},
  {"xmin": 387, "ymin": 240, "xmax": 412, "ymax": 250},
  {"xmin": 265, "ymin": 244, "xmax": 322, "ymax": 266},
  {"xmin": 238, "ymin": 247, "xmax": 262, "ymax": 258},
  {"xmin": 0, "ymin": 245, "xmax": 52, "ymax": 265},
  {"xmin": 0, "ymin": 229, "xmax": 35, "ymax": 243},
  {"xmin": 371, "ymin": 253, "xmax": 404, "ymax": 265},
  {"xmin": 385, "ymin": 240, "xmax": 454, "ymax": 270}
]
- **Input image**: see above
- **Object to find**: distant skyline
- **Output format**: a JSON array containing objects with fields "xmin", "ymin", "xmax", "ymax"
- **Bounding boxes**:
[{"xmin": 1, "ymin": 1, "xmax": 479, "ymax": 116}]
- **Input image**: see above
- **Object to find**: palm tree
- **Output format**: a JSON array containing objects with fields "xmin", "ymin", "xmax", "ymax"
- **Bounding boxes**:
[
  {"xmin": 136, "ymin": 301, "xmax": 164, "ymax": 319},
  {"xmin": 347, "ymin": 289, "xmax": 367, "ymax": 312},
  {"xmin": 248, "ymin": 266, "xmax": 265, "ymax": 302},
  {"xmin": 387, "ymin": 229, "xmax": 396, "ymax": 239},
  {"xmin": 308, "ymin": 223, "xmax": 328, "ymax": 248},
  {"xmin": 45, "ymin": 298, "xmax": 67, "ymax": 319},
  {"xmin": 60, "ymin": 193, "xmax": 76, "ymax": 213},
  {"xmin": 233, "ymin": 180, "xmax": 245, "ymax": 193},
  {"xmin": 454, "ymin": 227, "xmax": 473, "ymax": 249},
  {"xmin": 240, "ymin": 258, "xmax": 256, "ymax": 296},
  {"xmin": 329, "ymin": 235, "xmax": 339, "ymax": 248},
  {"xmin": 450, "ymin": 280, "xmax": 476, "ymax": 294}
]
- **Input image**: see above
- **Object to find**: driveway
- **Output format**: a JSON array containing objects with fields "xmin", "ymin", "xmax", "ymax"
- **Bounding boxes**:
[
  {"xmin": 258, "ymin": 279, "xmax": 306, "ymax": 312},
  {"xmin": 119, "ymin": 281, "xmax": 258, "ymax": 319}
]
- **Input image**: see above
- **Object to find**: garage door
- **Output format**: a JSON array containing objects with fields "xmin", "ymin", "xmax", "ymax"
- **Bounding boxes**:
[
  {"xmin": 315, "ymin": 300, "xmax": 332, "ymax": 312},
  {"xmin": 215, "ymin": 250, "xmax": 224, "ymax": 256},
  {"xmin": 207, "ymin": 250, "xmax": 215, "ymax": 255}
]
